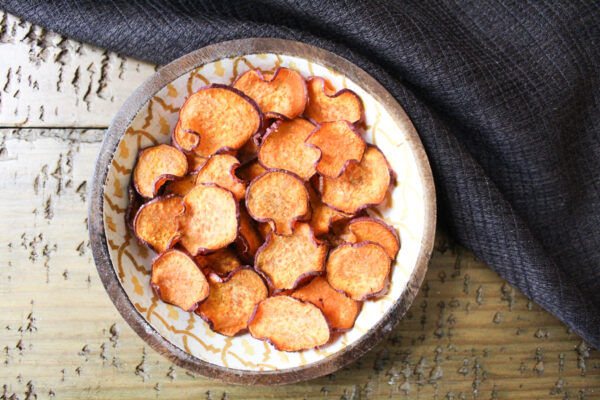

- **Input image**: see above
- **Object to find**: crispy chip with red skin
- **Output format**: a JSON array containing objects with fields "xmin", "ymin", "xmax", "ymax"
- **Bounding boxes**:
[
  {"xmin": 172, "ymin": 121, "xmax": 200, "ymax": 153},
  {"xmin": 246, "ymin": 170, "xmax": 310, "ymax": 236},
  {"xmin": 133, "ymin": 195, "xmax": 185, "ymax": 253},
  {"xmin": 194, "ymin": 247, "xmax": 242, "ymax": 276},
  {"xmin": 233, "ymin": 68, "xmax": 307, "ymax": 119},
  {"xmin": 319, "ymin": 145, "xmax": 391, "ymax": 214},
  {"xmin": 326, "ymin": 242, "xmax": 391, "ymax": 301},
  {"xmin": 347, "ymin": 217, "xmax": 400, "ymax": 259},
  {"xmin": 235, "ymin": 206, "xmax": 263, "ymax": 262},
  {"xmin": 151, "ymin": 249, "xmax": 209, "ymax": 312},
  {"xmin": 304, "ymin": 77, "xmax": 363, "ymax": 124},
  {"xmin": 307, "ymin": 185, "xmax": 353, "ymax": 237},
  {"xmin": 235, "ymin": 160, "xmax": 267, "ymax": 183},
  {"xmin": 258, "ymin": 119, "xmax": 320, "ymax": 180},
  {"xmin": 133, "ymin": 144, "xmax": 188, "ymax": 198},
  {"xmin": 125, "ymin": 180, "xmax": 144, "ymax": 234},
  {"xmin": 195, "ymin": 154, "xmax": 246, "ymax": 201},
  {"xmin": 178, "ymin": 84, "xmax": 262, "ymax": 156},
  {"xmin": 248, "ymin": 296, "xmax": 331, "ymax": 351},
  {"xmin": 257, "ymin": 222, "xmax": 273, "ymax": 240},
  {"xmin": 292, "ymin": 276, "xmax": 360, "ymax": 331},
  {"xmin": 164, "ymin": 173, "xmax": 197, "ymax": 197},
  {"xmin": 197, "ymin": 267, "xmax": 268, "ymax": 336},
  {"xmin": 306, "ymin": 120, "xmax": 366, "ymax": 178},
  {"xmin": 179, "ymin": 184, "xmax": 239, "ymax": 255},
  {"xmin": 186, "ymin": 152, "xmax": 208, "ymax": 173},
  {"xmin": 255, "ymin": 223, "xmax": 328, "ymax": 291}
]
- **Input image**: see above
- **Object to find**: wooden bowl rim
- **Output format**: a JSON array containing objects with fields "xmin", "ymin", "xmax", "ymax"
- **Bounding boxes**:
[{"xmin": 88, "ymin": 38, "xmax": 436, "ymax": 385}]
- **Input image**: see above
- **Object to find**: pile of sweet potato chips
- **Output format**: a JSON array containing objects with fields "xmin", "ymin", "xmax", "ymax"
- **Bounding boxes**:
[{"xmin": 127, "ymin": 67, "xmax": 400, "ymax": 351}]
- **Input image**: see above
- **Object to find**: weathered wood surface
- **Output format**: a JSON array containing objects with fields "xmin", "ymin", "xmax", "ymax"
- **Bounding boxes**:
[{"xmin": 0, "ymin": 11, "xmax": 598, "ymax": 399}]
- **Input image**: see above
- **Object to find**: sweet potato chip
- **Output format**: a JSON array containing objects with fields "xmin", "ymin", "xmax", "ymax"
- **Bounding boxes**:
[
  {"xmin": 178, "ymin": 84, "xmax": 262, "ymax": 156},
  {"xmin": 258, "ymin": 119, "xmax": 320, "ymax": 180},
  {"xmin": 125, "ymin": 180, "xmax": 144, "ymax": 234},
  {"xmin": 186, "ymin": 152, "xmax": 208, "ymax": 173},
  {"xmin": 235, "ymin": 206, "xmax": 263, "ymax": 262},
  {"xmin": 179, "ymin": 184, "xmax": 239, "ymax": 255},
  {"xmin": 194, "ymin": 247, "xmax": 242, "ymax": 276},
  {"xmin": 236, "ymin": 138, "xmax": 259, "ymax": 165},
  {"xmin": 133, "ymin": 144, "xmax": 188, "ymax": 198},
  {"xmin": 197, "ymin": 267, "xmax": 268, "ymax": 336},
  {"xmin": 195, "ymin": 154, "xmax": 246, "ymax": 201},
  {"xmin": 255, "ymin": 223, "xmax": 328, "ymax": 291},
  {"xmin": 151, "ymin": 249, "xmax": 209, "ymax": 312},
  {"xmin": 233, "ymin": 68, "xmax": 307, "ymax": 119},
  {"xmin": 347, "ymin": 217, "xmax": 400, "ymax": 259},
  {"xmin": 304, "ymin": 77, "xmax": 363, "ymax": 124},
  {"xmin": 319, "ymin": 145, "xmax": 391, "ymax": 214},
  {"xmin": 257, "ymin": 222, "xmax": 273, "ymax": 240},
  {"xmin": 292, "ymin": 276, "xmax": 360, "ymax": 331},
  {"xmin": 248, "ymin": 296, "xmax": 331, "ymax": 351},
  {"xmin": 246, "ymin": 170, "xmax": 310, "ymax": 236},
  {"xmin": 235, "ymin": 160, "xmax": 267, "ymax": 182},
  {"xmin": 326, "ymin": 242, "xmax": 391, "ymax": 301},
  {"xmin": 306, "ymin": 120, "xmax": 366, "ymax": 178},
  {"xmin": 133, "ymin": 195, "xmax": 185, "ymax": 253},
  {"xmin": 307, "ymin": 185, "xmax": 352, "ymax": 237},
  {"xmin": 163, "ymin": 173, "xmax": 197, "ymax": 197},
  {"xmin": 172, "ymin": 121, "xmax": 200, "ymax": 153}
]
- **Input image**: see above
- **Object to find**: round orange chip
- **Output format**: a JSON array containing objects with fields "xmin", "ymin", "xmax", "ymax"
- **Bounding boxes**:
[
  {"xmin": 292, "ymin": 276, "xmax": 360, "ymax": 331},
  {"xmin": 172, "ymin": 120, "xmax": 200, "ymax": 153},
  {"xmin": 235, "ymin": 206, "xmax": 263, "ymax": 262},
  {"xmin": 255, "ymin": 223, "xmax": 328, "ymax": 291},
  {"xmin": 236, "ymin": 159, "xmax": 267, "ymax": 183},
  {"xmin": 179, "ymin": 184, "xmax": 239, "ymax": 255},
  {"xmin": 326, "ymin": 241, "xmax": 391, "ymax": 301},
  {"xmin": 151, "ymin": 249, "xmax": 209, "ymax": 312},
  {"xmin": 233, "ymin": 67, "xmax": 307, "ymax": 119},
  {"xmin": 195, "ymin": 154, "xmax": 246, "ymax": 201},
  {"xmin": 186, "ymin": 152, "xmax": 208, "ymax": 173},
  {"xmin": 246, "ymin": 170, "xmax": 310, "ymax": 236},
  {"xmin": 307, "ymin": 185, "xmax": 353, "ymax": 237},
  {"xmin": 133, "ymin": 144, "xmax": 188, "ymax": 199},
  {"xmin": 348, "ymin": 217, "xmax": 400, "ymax": 259},
  {"xmin": 320, "ymin": 145, "xmax": 391, "ymax": 214},
  {"xmin": 304, "ymin": 77, "xmax": 363, "ymax": 124},
  {"xmin": 163, "ymin": 173, "xmax": 197, "ymax": 197},
  {"xmin": 197, "ymin": 267, "xmax": 268, "ymax": 336},
  {"xmin": 306, "ymin": 120, "xmax": 366, "ymax": 178},
  {"xmin": 248, "ymin": 296, "xmax": 331, "ymax": 352},
  {"xmin": 258, "ymin": 118, "xmax": 320, "ymax": 180},
  {"xmin": 133, "ymin": 195, "xmax": 185, "ymax": 253},
  {"xmin": 178, "ymin": 84, "xmax": 262, "ymax": 156},
  {"xmin": 194, "ymin": 247, "xmax": 242, "ymax": 277}
]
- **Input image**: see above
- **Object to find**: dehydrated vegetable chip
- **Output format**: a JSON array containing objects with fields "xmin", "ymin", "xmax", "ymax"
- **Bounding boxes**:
[
  {"xmin": 133, "ymin": 144, "xmax": 188, "ymax": 199},
  {"xmin": 233, "ymin": 68, "xmax": 307, "ymax": 119},
  {"xmin": 292, "ymin": 276, "xmax": 360, "ymax": 331},
  {"xmin": 320, "ymin": 146, "xmax": 391, "ymax": 214},
  {"xmin": 133, "ymin": 195, "xmax": 185, "ymax": 253},
  {"xmin": 255, "ymin": 223, "xmax": 328, "ymax": 291},
  {"xmin": 186, "ymin": 152, "xmax": 208, "ymax": 173},
  {"xmin": 197, "ymin": 267, "xmax": 268, "ymax": 336},
  {"xmin": 248, "ymin": 296, "xmax": 331, "ymax": 351},
  {"xmin": 179, "ymin": 184, "xmax": 239, "ymax": 255},
  {"xmin": 163, "ymin": 173, "xmax": 197, "ymax": 197},
  {"xmin": 235, "ymin": 206, "xmax": 263, "ymax": 262},
  {"xmin": 326, "ymin": 242, "xmax": 391, "ymax": 301},
  {"xmin": 236, "ymin": 160, "xmax": 267, "ymax": 183},
  {"xmin": 151, "ymin": 249, "xmax": 209, "ymax": 312},
  {"xmin": 258, "ymin": 118, "xmax": 320, "ymax": 180},
  {"xmin": 307, "ymin": 185, "xmax": 352, "ymax": 237},
  {"xmin": 348, "ymin": 217, "xmax": 400, "ymax": 259},
  {"xmin": 306, "ymin": 120, "xmax": 366, "ymax": 178},
  {"xmin": 178, "ymin": 84, "xmax": 261, "ymax": 156},
  {"xmin": 246, "ymin": 170, "xmax": 310, "ymax": 236},
  {"xmin": 194, "ymin": 247, "xmax": 242, "ymax": 277},
  {"xmin": 304, "ymin": 77, "xmax": 363, "ymax": 124},
  {"xmin": 195, "ymin": 154, "xmax": 246, "ymax": 201}
]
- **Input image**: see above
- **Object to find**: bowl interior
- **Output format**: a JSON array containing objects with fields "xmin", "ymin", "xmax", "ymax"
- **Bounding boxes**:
[{"xmin": 102, "ymin": 53, "xmax": 427, "ymax": 371}]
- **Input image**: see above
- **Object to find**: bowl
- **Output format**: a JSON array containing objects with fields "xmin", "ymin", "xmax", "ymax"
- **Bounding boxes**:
[{"xmin": 88, "ymin": 38, "xmax": 436, "ymax": 385}]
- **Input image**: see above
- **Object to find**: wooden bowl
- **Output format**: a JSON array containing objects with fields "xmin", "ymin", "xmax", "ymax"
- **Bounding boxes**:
[{"xmin": 88, "ymin": 38, "xmax": 436, "ymax": 385}]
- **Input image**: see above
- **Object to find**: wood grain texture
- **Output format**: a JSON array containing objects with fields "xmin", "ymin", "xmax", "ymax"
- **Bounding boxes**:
[{"xmin": 0, "ymin": 12, "xmax": 598, "ymax": 399}]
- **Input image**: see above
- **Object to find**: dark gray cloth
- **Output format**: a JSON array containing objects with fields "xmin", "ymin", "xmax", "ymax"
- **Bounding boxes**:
[{"xmin": 4, "ymin": 0, "xmax": 599, "ymax": 348}]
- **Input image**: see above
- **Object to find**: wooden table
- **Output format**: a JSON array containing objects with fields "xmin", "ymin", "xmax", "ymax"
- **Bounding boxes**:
[{"xmin": 1, "ymin": 11, "xmax": 598, "ymax": 399}]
